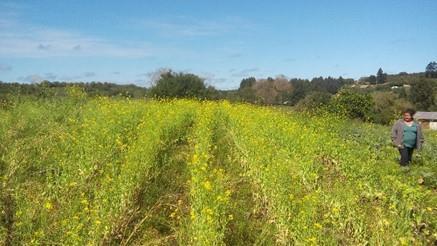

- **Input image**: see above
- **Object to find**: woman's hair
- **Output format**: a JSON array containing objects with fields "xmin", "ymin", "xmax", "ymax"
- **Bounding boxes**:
[{"xmin": 402, "ymin": 108, "xmax": 416, "ymax": 117}]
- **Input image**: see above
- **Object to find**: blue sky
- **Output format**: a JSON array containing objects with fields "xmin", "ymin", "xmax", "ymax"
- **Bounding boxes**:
[{"xmin": 0, "ymin": 0, "xmax": 436, "ymax": 89}]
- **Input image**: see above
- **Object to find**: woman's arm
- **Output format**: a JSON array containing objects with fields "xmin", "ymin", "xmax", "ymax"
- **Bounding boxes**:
[
  {"xmin": 391, "ymin": 121, "xmax": 399, "ymax": 147},
  {"xmin": 418, "ymin": 123, "xmax": 425, "ymax": 144}
]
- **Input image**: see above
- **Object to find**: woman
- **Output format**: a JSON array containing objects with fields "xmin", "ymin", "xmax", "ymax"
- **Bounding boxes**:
[{"xmin": 391, "ymin": 109, "xmax": 425, "ymax": 166}]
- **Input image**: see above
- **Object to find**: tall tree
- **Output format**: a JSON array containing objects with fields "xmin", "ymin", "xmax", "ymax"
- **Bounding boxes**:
[
  {"xmin": 376, "ymin": 68, "xmax": 387, "ymax": 84},
  {"xmin": 287, "ymin": 79, "xmax": 311, "ymax": 105},
  {"xmin": 425, "ymin": 61, "xmax": 437, "ymax": 78},
  {"xmin": 239, "ymin": 77, "xmax": 256, "ymax": 89},
  {"xmin": 238, "ymin": 77, "xmax": 257, "ymax": 102}
]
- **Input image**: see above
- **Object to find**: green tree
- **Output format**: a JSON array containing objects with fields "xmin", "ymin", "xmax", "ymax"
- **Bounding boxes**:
[
  {"xmin": 371, "ymin": 91, "xmax": 413, "ymax": 124},
  {"xmin": 239, "ymin": 77, "xmax": 256, "ymax": 89},
  {"xmin": 238, "ymin": 77, "xmax": 257, "ymax": 103},
  {"xmin": 149, "ymin": 71, "xmax": 209, "ymax": 99},
  {"xmin": 409, "ymin": 79, "xmax": 435, "ymax": 110},
  {"xmin": 376, "ymin": 68, "xmax": 387, "ymax": 84},
  {"xmin": 368, "ymin": 75, "xmax": 377, "ymax": 84},
  {"xmin": 330, "ymin": 90, "xmax": 374, "ymax": 121},
  {"xmin": 425, "ymin": 61, "xmax": 437, "ymax": 78},
  {"xmin": 287, "ymin": 79, "xmax": 311, "ymax": 105}
]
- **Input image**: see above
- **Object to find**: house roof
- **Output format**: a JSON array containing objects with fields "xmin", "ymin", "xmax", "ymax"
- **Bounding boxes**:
[{"xmin": 414, "ymin": 111, "xmax": 437, "ymax": 120}]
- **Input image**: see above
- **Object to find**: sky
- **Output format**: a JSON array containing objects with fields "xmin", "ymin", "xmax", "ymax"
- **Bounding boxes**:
[{"xmin": 0, "ymin": 0, "xmax": 436, "ymax": 89}]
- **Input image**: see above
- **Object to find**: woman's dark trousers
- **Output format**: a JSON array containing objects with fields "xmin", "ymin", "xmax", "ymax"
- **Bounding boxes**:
[{"xmin": 398, "ymin": 147, "xmax": 414, "ymax": 166}]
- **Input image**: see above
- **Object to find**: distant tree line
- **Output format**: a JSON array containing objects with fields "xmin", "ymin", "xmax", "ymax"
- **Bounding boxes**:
[
  {"xmin": 360, "ymin": 68, "xmax": 388, "ymax": 84},
  {"xmin": 236, "ymin": 75, "xmax": 354, "ymax": 105},
  {"xmin": 0, "ymin": 80, "xmax": 149, "ymax": 99},
  {"xmin": 1, "ymin": 61, "xmax": 436, "ymax": 125}
]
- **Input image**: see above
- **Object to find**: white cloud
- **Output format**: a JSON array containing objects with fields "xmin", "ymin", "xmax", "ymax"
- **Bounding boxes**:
[
  {"xmin": 17, "ymin": 71, "xmax": 98, "ymax": 82},
  {"xmin": 17, "ymin": 72, "xmax": 56, "ymax": 82},
  {"xmin": 17, "ymin": 74, "xmax": 46, "ymax": 83},
  {"xmin": 0, "ymin": 17, "xmax": 156, "ymax": 58}
]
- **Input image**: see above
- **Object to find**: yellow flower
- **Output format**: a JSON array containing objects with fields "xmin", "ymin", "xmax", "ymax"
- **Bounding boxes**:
[
  {"xmin": 307, "ymin": 237, "xmax": 317, "ymax": 243},
  {"xmin": 203, "ymin": 207, "xmax": 213, "ymax": 215},
  {"xmin": 192, "ymin": 154, "xmax": 198, "ymax": 164},
  {"xmin": 203, "ymin": 181, "xmax": 212, "ymax": 191},
  {"xmin": 399, "ymin": 237, "xmax": 409, "ymax": 246},
  {"xmin": 170, "ymin": 212, "xmax": 176, "ymax": 218},
  {"xmin": 314, "ymin": 223, "xmax": 322, "ymax": 229},
  {"xmin": 44, "ymin": 201, "xmax": 53, "ymax": 210},
  {"xmin": 225, "ymin": 190, "xmax": 231, "ymax": 197}
]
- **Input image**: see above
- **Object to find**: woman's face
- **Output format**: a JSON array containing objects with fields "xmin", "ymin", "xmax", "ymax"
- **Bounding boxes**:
[{"xmin": 403, "ymin": 112, "xmax": 412, "ymax": 122}]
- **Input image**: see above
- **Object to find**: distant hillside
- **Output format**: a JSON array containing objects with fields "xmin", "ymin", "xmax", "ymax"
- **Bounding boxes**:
[{"xmin": 352, "ymin": 72, "xmax": 437, "ymax": 92}]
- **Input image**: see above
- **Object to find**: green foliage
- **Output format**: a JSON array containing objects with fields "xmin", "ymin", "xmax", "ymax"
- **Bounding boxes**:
[
  {"xmin": 310, "ymin": 76, "xmax": 354, "ymax": 94},
  {"xmin": 235, "ymin": 77, "xmax": 257, "ymax": 103},
  {"xmin": 409, "ymin": 79, "xmax": 436, "ymax": 110},
  {"xmin": 235, "ymin": 76, "xmax": 352, "ymax": 106},
  {"xmin": 376, "ymin": 68, "xmax": 387, "ymax": 84},
  {"xmin": 286, "ymin": 79, "xmax": 311, "ymax": 105},
  {"xmin": 0, "ymin": 81, "xmax": 148, "ymax": 98},
  {"xmin": 330, "ymin": 90, "xmax": 374, "ymax": 121},
  {"xmin": 66, "ymin": 86, "xmax": 88, "ymax": 102},
  {"xmin": 425, "ymin": 61, "xmax": 437, "ymax": 78},
  {"xmin": 239, "ymin": 77, "xmax": 256, "ymax": 89},
  {"xmin": 368, "ymin": 75, "xmax": 377, "ymax": 84},
  {"xmin": 371, "ymin": 91, "xmax": 413, "ymax": 125},
  {"xmin": 149, "ymin": 71, "xmax": 210, "ymax": 99},
  {"xmin": 296, "ymin": 91, "xmax": 332, "ymax": 112}
]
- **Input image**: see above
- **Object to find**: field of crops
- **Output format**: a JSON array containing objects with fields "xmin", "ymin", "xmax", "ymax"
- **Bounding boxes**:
[{"xmin": 1, "ymin": 96, "xmax": 436, "ymax": 245}]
